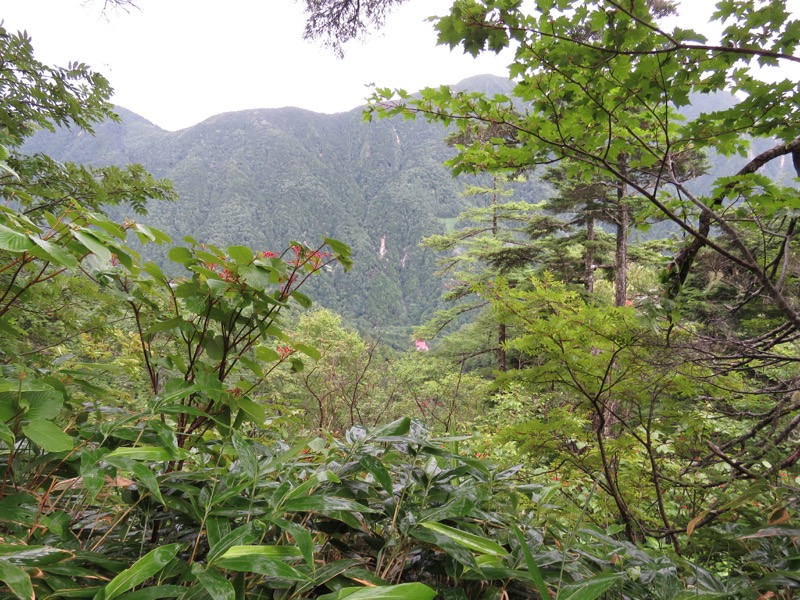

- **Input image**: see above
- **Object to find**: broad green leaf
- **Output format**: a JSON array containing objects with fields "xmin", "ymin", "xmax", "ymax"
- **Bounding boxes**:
[
  {"xmin": 255, "ymin": 347, "xmax": 280, "ymax": 362},
  {"xmin": 512, "ymin": 526, "xmax": 549, "ymax": 598},
  {"xmin": 131, "ymin": 463, "xmax": 164, "ymax": 504},
  {"xmin": 43, "ymin": 510, "xmax": 71, "ymax": 538},
  {"xmin": 73, "ymin": 230, "xmax": 112, "ymax": 261},
  {"xmin": 0, "ymin": 162, "xmax": 18, "ymax": 179},
  {"xmin": 0, "ymin": 395, "xmax": 14, "ymax": 424},
  {"xmin": 104, "ymin": 446, "xmax": 187, "ymax": 462},
  {"xmin": 30, "ymin": 236, "xmax": 79, "ymax": 269},
  {"xmin": 41, "ymin": 585, "xmax": 103, "ymax": 598},
  {"xmin": 318, "ymin": 583, "xmax": 436, "ymax": 600},
  {"xmin": 238, "ymin": 356, "xmax": 264, "ymax": 378},
  {"xmin": 0, "ymin": 225, "xmax": 34, "ymax": 253},
  {"xmin": 0, "ymin": 318, "xmax": 24, "ymax": 338},
  {"xmin": 230, "ymin": 434, "xmax": 259, "ymax": 479},
  {"xmin": 133, "ymin": 224, "xmax": 170, "ymax": 244},
  {"xmin": 227, "ymin": 245, "xmax": 253, "ymax": 265},
  {"xmin": 214, "ymin": 552, "xmax": 307, "ymax": 581},
  {"xmin": 239, "ymin": 265, "xmax": 273, "ymax": 289},
  {"xmin": 420, "ymin": 495, "xmax": 475, "ymax": 523},
  {"xmin": 85, "ymin": 213, "xmax": 125, "ymax": 239},
  {"xmin": 148, "ymin": 421, "xmax": 179, "ymax": 455},
  {"xmin": 115, "ymin": 585, "xmax": 186, "ymax": 600},
  {"xmin": 290, "ymin": 290, "xmax": 313, "ymax": 308},
  {"xmin": 217, "ymin": 546, "xmax": 303, "ymax": 562},
  {"xmin": 235, "ymin": 397, "xmax": 265, "ymax": 425},
  {"xmin": 322, "ymin": 237, "xmax": 353, "ymax": 270},
  {"xmin": 284, "ymin": 469, "xmax": 341, "ymax": 502},
  {"xmin": 100, "ymin": 544, "xmax": 180, "ymax": 600},
  {"xmin": 260, "ymin": 438, "xmax": 313, "ymax": 473},
  {"xmin": 144, "ymin": 317, "xmax": 194, "ymax": 336},
  {"xmin": 150, "ymin": 383, "xmax": 212, "ymax": 412},
  {"xmin": 556, "ymin": 573, "xmax": 624, "ymax": 600},
  {"xmin": 7, "ymin": 387, "xmax": 64, "ymax": 422},
  {"xmin": 75, "ymin": 544, "xmax": 127, "ymax": 569},
  {"xmin": 196, "ymin": 249, "xmax": 223, "ymax": 264},
  {"xmin": 0, "ymin": 493, "xmax": 38, "ymax": 527},
  {"xmin": 190, "ymin": 564, "xmax": 234, "ymax": 600},
  {"xmin": 0, "ymin": 559, "xmax": 33, "ymax": 600},
  {"xmin": 291, "ymin": 559, "xmax": 368, "ymax": 596},
  {"xmin": 142, "ymin": 261, "xmax": 166, "ymax": 280},
  {"xmin": 292, "ymin": 342, "xmax": 320, "ymax": 360},
  {"xmin": 359, "ymin": 455, "xmax": 393, "ymax": 492},
  {"xmin": 419, "ymin": 523, "xmax": 508, "ymax": 557},
  {"xmin": 0, "ymin": 421, "xmax": 15, "ymax": 446},
  {"xmin": 369, "ymin": 417, "xmax": 411, "ymax": 439},
  {"xmin": 322, "ymin": 237, "xmax": 351, "ymax": 255},
  {"xmin": 409, "ymin": 527, "xmax": 479, "ymax": 570},
  {"xmin": 269, "ymin": 517, "xmax": 313, "ymax": 566},
  {"xmin": 0, "ymin": 545, "xmax": 73, "ymax": 566},
  {"xmin": 167, "ymin": 246, "xmax": 193, "ymax": 264},
  {"xmin": 281, "ymin": 495, "xmax": 377, "ymax": 514},
  {"xmin": 205, "ymin": 518, "xmax": 231, "ymax": 552},
  {"xmin": 207, "ymin": 523, "xmax": 267, "ymax": 565},
  {"xmin": 21, "ymin": 420, "xmax": 73, "ymax": 452}
]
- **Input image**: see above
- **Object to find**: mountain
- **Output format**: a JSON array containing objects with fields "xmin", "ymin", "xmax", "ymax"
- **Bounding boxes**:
[
  {"xmin": 25, "ymin": 75, "xmax": 546, "ymax": 345},
  {"xmin": 28, "ymin": 76, "xmax": 785, "ymax": 344}
]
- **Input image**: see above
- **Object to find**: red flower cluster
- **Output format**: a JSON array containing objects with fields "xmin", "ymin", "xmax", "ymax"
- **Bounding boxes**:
[
  {"xmin": 281, "ymin": 245, "xmax": 332, "ymax": 269},
  {"xmin": 220, "ymin": 268, "xmax": 238, "ymax": 283},
  {"xmin": 290, "ymin": 245, "xmax": 303, "ymax": 266},
  {"xmin": 261, "ymin": 251, "xmax": 278, "ymax": 259},
  {"xmin": 276, "ymin": 345, "xmax": 295, "ymax": 359},
  {"xmin": 307, "ymin": 250, "xmax": 332, "ymax": 269}
]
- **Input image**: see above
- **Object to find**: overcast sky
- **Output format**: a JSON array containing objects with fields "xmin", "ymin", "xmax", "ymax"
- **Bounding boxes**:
[
  {"xmin": 3, "ymin": 0, "xmax": 515, "ymax": 131},
  {"xmin": 3, "ymin": 1, "xmax": 798, "ymax": 132}
]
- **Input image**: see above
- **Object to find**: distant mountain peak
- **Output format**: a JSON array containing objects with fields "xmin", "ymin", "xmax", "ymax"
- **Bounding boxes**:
[{"xmin": 451, "ymin": 74, "xmax": 514, "ymax": 95}]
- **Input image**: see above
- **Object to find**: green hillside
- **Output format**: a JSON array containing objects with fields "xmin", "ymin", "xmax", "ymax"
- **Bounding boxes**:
[
  {"xmin": 25, "ymin": 75, "xmax": 545, "ymax": 344},
  {"xmin": 26, "ymin": 77, "xmax": 790, "ymax": 343}
]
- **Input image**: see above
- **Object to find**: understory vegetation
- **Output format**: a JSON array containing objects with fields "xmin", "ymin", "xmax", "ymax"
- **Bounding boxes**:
[{"xmin": 0, "ymin": 1, "xmax": 798, "ymax": 599}]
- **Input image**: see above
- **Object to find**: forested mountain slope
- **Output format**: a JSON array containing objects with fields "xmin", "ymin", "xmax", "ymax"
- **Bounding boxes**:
[{"xmin": 25, "ymin": 75, "xmax": 548, "ymax": 343}]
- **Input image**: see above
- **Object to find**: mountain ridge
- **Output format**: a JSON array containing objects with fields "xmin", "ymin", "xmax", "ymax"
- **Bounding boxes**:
[
  {"xmin": 26, "ymin": 75, "xmax": 539, "ymax": 343},
  {"xmin": 25, "ymin": 76, "xmax": 768, "ymax": 343}
]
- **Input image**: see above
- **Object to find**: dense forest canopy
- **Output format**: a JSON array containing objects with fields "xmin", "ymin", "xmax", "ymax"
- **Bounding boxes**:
[{"xmin": 0, "ymin": 1, "xmax": 799, "ymax": 599}]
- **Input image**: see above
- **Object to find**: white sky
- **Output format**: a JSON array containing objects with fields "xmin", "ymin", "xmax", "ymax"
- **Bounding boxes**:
[
  {"xmin": 3, "ymin": 1, "xmax": 799, "ymax": 131},
  {"xmin": 3, "ymin": 0, "xmax": 513, "ymax": 131}
]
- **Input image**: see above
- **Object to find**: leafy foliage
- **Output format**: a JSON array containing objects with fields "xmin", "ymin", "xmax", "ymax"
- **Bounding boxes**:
[
  {"xmin": 366, "ymin": 0, "xmax": 800, "ymax": 594},
  {"xmin": 3, "ymin": 3, "xmax": 800, "ymax": 600}
]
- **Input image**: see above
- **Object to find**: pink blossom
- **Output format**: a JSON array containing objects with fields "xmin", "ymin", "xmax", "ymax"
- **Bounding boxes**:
[{"xmin": 415, "ymin": 339, "xmax": 429, "ymax": 352}]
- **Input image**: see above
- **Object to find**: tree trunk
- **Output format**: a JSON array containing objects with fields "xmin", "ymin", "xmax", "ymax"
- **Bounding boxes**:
[
  {"xmin": 491, "ymin": 176, "xmax": 507, "ymax": 372},
  {"xmin": 585, "ymin": 211, "xmax": 595, "ymax": 293},
  {"xmin": 498, "ymin": 322, "xmax": 507, "ymax": 372},
  {"xmin": 615, "ymin": 204, "xmax": 629, "ymax": 307},
  {"xmin": 615, "ymin": 161, "xmax": 629, "ymax": 307}
]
